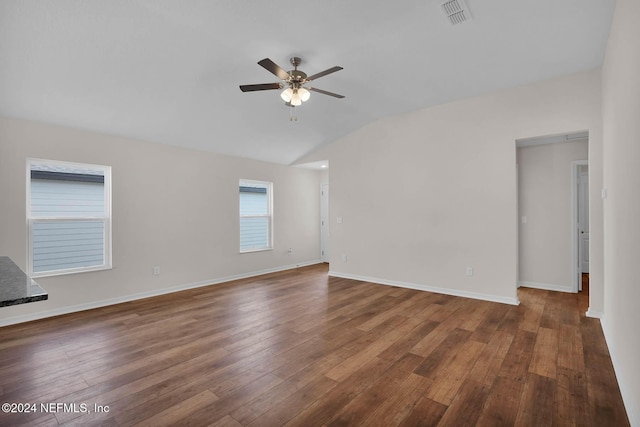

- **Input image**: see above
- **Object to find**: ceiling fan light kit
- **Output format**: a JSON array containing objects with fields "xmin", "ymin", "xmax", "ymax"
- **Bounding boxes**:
[
  {"xmin": 240, "ymin": 56, "xmax": 344, "ymax": 112},
  {"xmin": 281, "ymin": 87, "xmax": 310, "ymax": 106},
  {"xmin": 280, "ymin": 87, "xmax": 293, "ymax": 102}
]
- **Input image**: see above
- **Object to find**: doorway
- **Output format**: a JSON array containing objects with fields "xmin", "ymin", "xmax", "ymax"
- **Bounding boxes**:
[
  {"xmin": 572, "ymin": 160, "xmax": 589, "ymax": 292},
  {"xmin": 516, "ymin": 131, "xmax": 589, "ymax": 293},
  {"xmin": 320, "ymin": 183, "xmax": 329, "ymax": 262}
]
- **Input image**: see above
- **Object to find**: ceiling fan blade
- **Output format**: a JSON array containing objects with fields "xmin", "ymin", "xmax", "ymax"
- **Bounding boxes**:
[
  {"xmin": 257, "ymin": 58, "xmax": 290, "ymax": 81},
  {"xmin": 306, "ymin": 66, "xmax": 343, "ymax": 82},
  {"xmin": 309, "ymin": 87, "xmax": 345, "ymax": 98},
  {"xmin": 239, "ymin": 83, "xmax": 282, "ymax": 92}
]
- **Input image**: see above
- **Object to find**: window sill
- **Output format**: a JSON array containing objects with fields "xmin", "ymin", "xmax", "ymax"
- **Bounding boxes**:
[
  {"xmin": 31, "ymin": 265, "xmax": 112, "ymax": 279},
  {"xmin": 239, "ymin": 248, "xmax": 273, "ymax": 254}
]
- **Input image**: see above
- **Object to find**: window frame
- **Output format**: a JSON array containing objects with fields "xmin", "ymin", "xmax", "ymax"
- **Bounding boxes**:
[
  {"xmin": 26, "ymin": 158, "xmax": 112, "ymax": 277},
  {"xmin": 239, "ymin": 179, "xmax": 273, "ymax": 253}
]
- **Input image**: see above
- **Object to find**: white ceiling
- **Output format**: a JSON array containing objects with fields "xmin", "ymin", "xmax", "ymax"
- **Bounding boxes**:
[{"xmin": 0, "ymin": 1, "xmax": 614, "ymax": 165}]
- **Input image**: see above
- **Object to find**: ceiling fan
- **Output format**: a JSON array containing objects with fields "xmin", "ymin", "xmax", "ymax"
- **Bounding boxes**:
[{"xmin": 239, "ymin": 57, "xmax": 345, "ymax": 107}]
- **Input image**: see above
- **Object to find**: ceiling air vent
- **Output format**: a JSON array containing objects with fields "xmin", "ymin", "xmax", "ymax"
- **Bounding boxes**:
[{"xmin": 441, "ymin": 0, "xmax": 472, "ymax": 25}]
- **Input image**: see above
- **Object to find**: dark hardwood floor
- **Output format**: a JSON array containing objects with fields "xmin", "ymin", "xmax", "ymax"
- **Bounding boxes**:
[{"xmin": 0, "ymin": 265, "xmax": 628, "ymax": 426}]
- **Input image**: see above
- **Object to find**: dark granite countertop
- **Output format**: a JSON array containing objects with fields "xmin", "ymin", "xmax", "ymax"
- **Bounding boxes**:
[{"xmin": 0, "ymin": 256, "xmax": 48, "ymax": 307}]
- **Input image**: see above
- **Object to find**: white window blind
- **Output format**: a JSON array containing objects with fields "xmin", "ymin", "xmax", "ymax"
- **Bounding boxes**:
[
  {"xmin": 239, "ymin": 180, "xmax": 272, "ymax": 252},
  {"xmin": 28, "ymin": 160, "xmax": 112, "ymax": 276}
]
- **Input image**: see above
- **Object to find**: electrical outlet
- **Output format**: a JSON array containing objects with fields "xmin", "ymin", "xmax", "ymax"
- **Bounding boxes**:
[
  {"xmin": 288, "ymin": 248, "xmax": 293, "ymax": 255},
  {"xmin": 466, "ymin": 267, "xmax": 473, "ymax": 276},
  {"xmin": 341, "ymin": 254, "xmax": 348, "ymax": 262},
  {"xmin": 153, "ymin": 266, "xmax": 160, "ymax": 276}
]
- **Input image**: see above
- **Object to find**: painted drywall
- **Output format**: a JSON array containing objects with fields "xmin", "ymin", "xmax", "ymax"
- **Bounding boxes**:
[
  {"xmin": 320, "ymin": 169, "xmax": 329, "ymax": 186},
  {"xmin": 299, "ymin": 69, "xmax": 603, "ymax": 308},
  {"xmin": 602, "ymin": 0, "xmax": 640, "ymax": 423},
  {"xmin": 517, "ymin": 140, "xmax": 588, "ymax": 291},
  {"xmin": 0, "ymin": 117, "xmax": 321, "ymax": 325}
]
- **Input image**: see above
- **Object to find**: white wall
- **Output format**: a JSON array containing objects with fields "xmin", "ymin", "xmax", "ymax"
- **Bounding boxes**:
[
  {"xmin": 299, "ymin": 69, "xmax": 603, "ymax": 308},
  {"xmin": 517, "ymin": 140, "xmax": 588, "ymax": 291},
  {"xmin": 319, "ymin": 169, "xmax": 329, "ymax": 186},
  {"xmin": 0, "ymin": 117, "xmax": 321, "ymax": 325},
  {"xmin": 601, "ymin": 0, "xmax": 640, "ymax": 423}
]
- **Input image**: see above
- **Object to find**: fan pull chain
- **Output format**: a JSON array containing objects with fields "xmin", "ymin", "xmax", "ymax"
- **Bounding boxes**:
[{"xmin": 289, "ymin": 106, "xmax": 297, "ymax": 122}]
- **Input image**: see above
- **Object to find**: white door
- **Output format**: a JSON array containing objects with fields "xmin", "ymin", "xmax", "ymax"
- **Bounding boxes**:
[
  {"xmin": 578, "ymin": 170, "xmax": 590, "ymax": 274},
  {"xmin": 320, "ymin": 184, "xmax": 329, "ymax": 262}
]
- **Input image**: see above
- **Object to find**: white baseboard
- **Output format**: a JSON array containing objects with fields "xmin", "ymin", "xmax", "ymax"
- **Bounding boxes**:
[
  {"xmin": 585, "ymin": 308, "xmax": 603, "ymax": 319},
  {"xmin": 518, "ymin": 280, "xmax": 575, "ymax": 293},
  {"xmin": 0, "ymin": 259, "xmax": 322, "ymax": 327},
  {"xmin": 328, "ymin": 271, "xmax": 519, "ymax": 306}
]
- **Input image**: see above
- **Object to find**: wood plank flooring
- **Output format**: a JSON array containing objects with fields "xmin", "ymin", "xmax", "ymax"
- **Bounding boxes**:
[{"xmin": 0, "ymin": 266, "xmax": 629, "ymax": 426}]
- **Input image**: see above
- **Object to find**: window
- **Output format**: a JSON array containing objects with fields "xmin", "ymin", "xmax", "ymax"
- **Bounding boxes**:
[
  {"xmin": 239, "ymin": 180, "xmax": 272, "ymax": 252},
  {"xmin": 27, "ymin": 159, "xmax": 112, "ymax": 277}
]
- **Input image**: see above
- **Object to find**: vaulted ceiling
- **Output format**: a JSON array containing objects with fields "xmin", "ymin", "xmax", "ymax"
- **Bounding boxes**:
[{"xmin": 0, "ymin": 1, "xmax": 614, "ymax": 165}]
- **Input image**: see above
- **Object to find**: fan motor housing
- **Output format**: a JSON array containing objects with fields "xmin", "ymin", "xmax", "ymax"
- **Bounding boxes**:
[{"xmin": 289, "ymin": 70, "xmax": 307, "ymax": 82}]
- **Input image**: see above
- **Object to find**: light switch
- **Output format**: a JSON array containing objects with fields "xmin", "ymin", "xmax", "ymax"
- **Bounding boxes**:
[
  {"xmin": 337, "ymin": 217, "xmax": 343, "ymax": 224},
  {"xmin": 521, "ymin": 216, "xmax": 527, "ymax": 224}
]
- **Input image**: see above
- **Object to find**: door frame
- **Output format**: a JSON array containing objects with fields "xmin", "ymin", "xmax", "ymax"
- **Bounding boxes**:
[
  {"xmin": 571, "ymin": 160, "xmax": 589, "ymax": 292},
  {"xmin": 320, "ymin": 183, "xmax": 329, "ymax": 262}
]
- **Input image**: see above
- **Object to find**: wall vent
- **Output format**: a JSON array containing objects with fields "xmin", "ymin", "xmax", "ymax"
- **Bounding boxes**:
[{"xmin": 441, "ymin": 0, "xmax": 472, "ymax": 25}]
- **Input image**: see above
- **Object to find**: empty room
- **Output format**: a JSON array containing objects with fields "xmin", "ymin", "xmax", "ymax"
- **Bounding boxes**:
[{"xmin": 0, "ymin": 1, "xmax": 638, "ymax": 426}]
